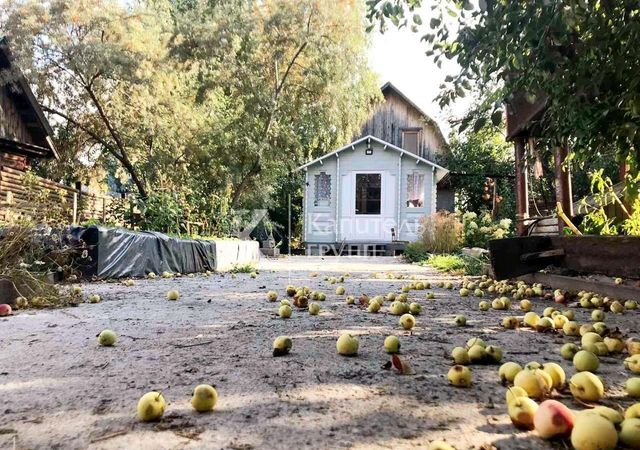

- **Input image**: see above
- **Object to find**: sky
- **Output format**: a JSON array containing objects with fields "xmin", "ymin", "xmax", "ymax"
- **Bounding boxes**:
[{"xmin": 367, "ymin": 19, "xmax": 471, "ymax": 138}]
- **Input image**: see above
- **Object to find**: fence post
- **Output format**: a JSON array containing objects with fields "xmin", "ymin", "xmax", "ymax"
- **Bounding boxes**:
[{"xmin": 72, "ymin": 192, "xmax": 78, "ymax": 224}]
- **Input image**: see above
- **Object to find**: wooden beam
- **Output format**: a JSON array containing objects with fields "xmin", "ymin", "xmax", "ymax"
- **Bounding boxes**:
[
  {"xmin": 514, "ymin": 137, "xmax": 529, "ymax": 236},
  {"xmin": 519, "ymin": 272, "xmax": 640, "ymax": 302},
  {"xmin": 554, "ymin": 145, "xmax": 573, "ymax": 233}
]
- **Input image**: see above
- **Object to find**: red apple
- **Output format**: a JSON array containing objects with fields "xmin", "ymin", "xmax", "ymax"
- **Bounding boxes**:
[
  {"xmin": 0, "ymin": 304, "xmax": 12, "ymax": 316},
  {"xmin": 534, "ymin": 399, "xmax": 575, "ymax": 439},
  {"xmin": 555, "ymin": 294, "xmax": 566, "ymax": 304}
]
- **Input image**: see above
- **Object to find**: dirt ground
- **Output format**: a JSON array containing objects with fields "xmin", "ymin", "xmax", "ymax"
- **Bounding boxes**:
[{"xmin": 0, "ymin": 256, "xmax": 638, "ymax": 450}]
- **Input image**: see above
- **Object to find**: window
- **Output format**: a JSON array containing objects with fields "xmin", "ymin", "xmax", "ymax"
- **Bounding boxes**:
[
  {"xmin": 314, "ymin": 172, "xmax": 331, "ymax": 207},
  {"xmin": 406, "ymin": 172, "xmax": 425, "ymax": 208},
  {"xmin": 355, "ymin": 173, "xmax": 381, "ymax": 215},
  {"xmin": 402, "ymin": 129, "xmax": 420, "ymax": 155}
]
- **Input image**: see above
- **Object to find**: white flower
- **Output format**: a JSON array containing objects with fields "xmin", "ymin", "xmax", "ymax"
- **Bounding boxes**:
[
  {"xmin": 481, "ymin": 213, "xmax": 492, "ymax": 224},
  {"xmin": 34, "ymin": 260, "xmax": 46, "ymax": 266},
  {"xmin": 463, "ymin": 211, "xmax": 477, "ymax": 221},
  {"xmin": 468, "ymin": 221, "xmax": 478, "ymax": 230},
  {"xmin": 19, "ymin": 262, "xmax": 31, "ymax": 268},
  {"xmin": 479, "ymin": 226, "xmax": 490, "ymax": 234},
  {"xmin": 493, "ymin": 228, "xmax": 506, "ymax": 239},
  {"xmin": 499, "ymin": 218, "xmax": 512, "ymax": 229}
]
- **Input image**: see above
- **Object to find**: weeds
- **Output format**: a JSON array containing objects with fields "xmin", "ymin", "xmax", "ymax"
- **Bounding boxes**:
[
  {"xmin": 230, "ymin": 263, "xmax": 256, "ymax": 274},
  {"xmin": 420, "ymin": 253, "xmax": 486, "ymax": 276}
]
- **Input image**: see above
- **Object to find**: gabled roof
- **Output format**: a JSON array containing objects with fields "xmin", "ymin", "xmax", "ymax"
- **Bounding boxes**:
[
  {"xmin": 380, "ymin": 81, "xmax": 448, "ymax": 147},
  {"xmin": 297, "ymin": 135, "xmax": 449, "ymax": 182},
  {"xmin": 0, "ymin": 37, "xmax": 58, "ymax": 159}
]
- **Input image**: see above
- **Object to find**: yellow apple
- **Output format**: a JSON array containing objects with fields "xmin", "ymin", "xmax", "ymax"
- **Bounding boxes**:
[
  {"xmin": 191, "ymin": 384, "xmax": 218, "ymax": 412},
  {"xmin": 137, "ymin": 391, "xmax": 166, "ymax": 422}
]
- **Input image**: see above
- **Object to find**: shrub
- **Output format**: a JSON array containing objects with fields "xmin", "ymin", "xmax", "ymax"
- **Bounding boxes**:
[
  {"xmin": 419, "ymin": 212, "xmax": 463, "ymax": 254},
  {"xmin": 461, "ymin": 211, "xmax": 513, "ymax": 249},
  {"xmin": 403, "ymin": 241, "xmax": 429, "ymax": 263}
]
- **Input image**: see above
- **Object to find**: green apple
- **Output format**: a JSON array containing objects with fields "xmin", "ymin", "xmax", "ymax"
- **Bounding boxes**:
[
  {"xmin": 98, "ymin": 329, "xmax": 117, "ymax": 346},
  {"xmin": 336, "ymin": 333, "xmax": 359, "ymax": 356},
  {"xmin": 384, "ymin": 335, "xmax": 400, "ymax": 354}
]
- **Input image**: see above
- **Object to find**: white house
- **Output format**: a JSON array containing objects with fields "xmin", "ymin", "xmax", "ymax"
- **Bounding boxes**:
[{"xmin": 298, "ymin": 135, "xmax": 449, "ymax": 255}]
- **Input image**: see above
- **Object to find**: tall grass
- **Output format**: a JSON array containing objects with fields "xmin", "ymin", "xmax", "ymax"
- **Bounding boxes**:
[{"xmin": 420, "ymin": 212, "xmax": 463, "ymax": 254}]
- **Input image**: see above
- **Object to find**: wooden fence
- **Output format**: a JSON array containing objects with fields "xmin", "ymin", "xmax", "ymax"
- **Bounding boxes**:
[{"xmin": 0, "ymin": 165, "xmax": 114, "ymax": 224}]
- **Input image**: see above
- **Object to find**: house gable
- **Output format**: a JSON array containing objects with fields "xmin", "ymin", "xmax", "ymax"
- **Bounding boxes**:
[
  {"xmin": 358, "ymin": 82, "xmax": 447, "ymax": 161},
  {"xmin": 0, "ymin": 37, "xmax": 57, "ymax": 164}
]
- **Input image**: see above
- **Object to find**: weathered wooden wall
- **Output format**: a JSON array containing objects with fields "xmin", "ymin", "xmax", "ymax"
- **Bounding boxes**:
[
  {"xmin": 0, "ymin": 84, "xmax": 35, "ymax": 145},
  {"xmin": 358, "ymin": 89, "xmax": 447, "ymax": 161},
  {"xmin": 0, "ymin": 165, "xmax": 113, "ymax": 224}
]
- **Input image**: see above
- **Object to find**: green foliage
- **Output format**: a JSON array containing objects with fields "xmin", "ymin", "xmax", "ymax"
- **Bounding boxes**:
[
  {"xmin": 442, "ymin": 126, "xmax": 515, "ymax": 219},
  {"xmin": 367, "ymin": 1, "xmax": 640, "ymax": 163},
  {"xmin": 403, "ymin": 241, "xmax": 429, "ymax": 263},
  {"xmin": 2, "ymin": 0, "xmax": 380, "ymax": 236},
  {"xmin": 230, "ymin": 264, "xmax": 256, "ymax": 274},
  {"xmin": 578, "ymin": 169, "xmax": 640, "ymax": 236},
  {"xmin": 461, "ymin": 211, "xmax": 512, "ymax": 249},
  {"xmin": 419, "ymin": 212, "xmax": 463, "ymax": 254},
  {"xmin": 421, "ymin": 253, "xmax": 485, "ymax": 276}
]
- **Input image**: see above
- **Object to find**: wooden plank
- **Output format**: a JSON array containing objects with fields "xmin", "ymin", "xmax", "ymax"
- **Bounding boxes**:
[
  {"xmin": 519, "ymin": 272, "xmax": 640, "ymax": 302},
  {"xmin": 549, "ymin": 235, "xmax": 640, "ymax": 279},
  {"xmin": 490, "ymin": 235, "xmax": 640, "ymax": 280}
]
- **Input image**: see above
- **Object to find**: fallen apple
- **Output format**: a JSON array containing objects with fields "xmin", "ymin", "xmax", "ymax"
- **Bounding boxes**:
[
  {"xmin": 569, "ymin": 371, "xmax": 605, "ymax": 402},
  {"xmin": 523, "ymin": 312, "xmax": 540, "ymax": 328},
  {"xmin": 384, "ymin": 335, "xmax": 400, "ymax": 354},
  {"xmin": 627, "ymin": 403, "xmax": 640, "ymax": 420},
  {"xmin": 573, "ymin": 350, "xmax": 600, "ymax": 372},
  {"xmin": 506, "ymin": 386, "xmax": 529, "ymax": 405},
  {"xmin": 499, "ymin": 362, "xmax": 523, "ymax": 383},
  {"xmin": 626, "ymin": 355, "xmax": 640, "ymax": 374},
  {"xmin": 266, "ymin": 291, "xmax": 278, "ymax": 302},
  {"xmin": 308, "ymin": 303, "xmax": 320, "ymax": 315},
  {"xmin": 508, "ymin": 396, "xmax": 539, "ymax": 430},
  {"xmin": 533, "ymin": 399, "xmax": 574, "ymax": 439},
  {"xmin": 98, "ymin": 329, "xmax": 117, "ymax": 346},
  {"xmin": 520, "ymin": 299, "xmax": 532, "ymax": 311},
  {"xmin": 478, "ymin": 301, "xmax": 490, "ymax": 311},
  {"xmin": 191, "ymin": 384, "xmax": 218, "ymax": 412},
  {"xmin": 0, "ymin": 304, "xmax": 13, "ymax": 316},
  {"xmin": 409, "ymin": 302, "xmax": 422, "ymax": 315},
  {"xmin": 570, "ymin": 413, "xmax": 618, "ymax": 450},
  {"xmin": 88, "ymin": 294, "xmax": 101, "ymax": 304},
  {"xmin": 400, "ymin": 314, "xmax": 416, "ymax": 330},
  {"xmin": 627, "ymin": 378, "xmax": 640, "ymax": 398},
  {"xmin": 448, "ymin": 365, "xmax": 472, "ymax": 387},
  {"xmin": 485, "ymin": 345, "xmax": 503, "ymax": 364},
  {"xmin": 451, "ymin": 347, "xmax": 470, "ymax": 365},
  {"xmin": 619, "ymin": 418, "xmax": 640, "ymax": 449},
  {"xmin": 454, "ymin": 315, "xmax": 466, "ymax": 327},
  {"xmin": 542, "ymin": 363, "xmax": 566, "ymax": 389},
  {"xmin": 591, "ymin": 309, "xmax": 606, "ymax": 322},
  {"xmin": 166, "ymin": 290, "xmax": 180, "ymax": 301},
  {"xmin": 278, "ymin": 304, "xmax": 292, "ymax": 318},
  {"xmin": 273, "ymin": 336, "xmax": 293, "ymax": 356},
  {"xmin": 137, "ymin": 391, "xmax": 166, "ymax": 422},
  {"xmin": 336, "ymin": 333, "xmax": 358, "ymax": 356},
  {"xmin": 502, "ymin": 316, "xmax": 519, "ymax": 329},
  {"xmin": 514, "ymin": 369, "xmax": 550, "ymax": 399},
  {"xmin": 561, "ymin": 343, "xmax": 580, "ymax": 360}
]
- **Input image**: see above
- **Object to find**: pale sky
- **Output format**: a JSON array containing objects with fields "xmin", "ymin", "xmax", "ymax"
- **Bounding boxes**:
[{"xmin": 367, "ymin": 19, "xmax": 471, "ymax": 139}]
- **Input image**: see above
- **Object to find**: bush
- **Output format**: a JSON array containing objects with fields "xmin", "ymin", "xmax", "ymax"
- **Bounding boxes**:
[
  {"xmin": 403, "ymin": 241, "xmax": 429, "ymax": 263},
  {"xmin": 461, "ymin": 211, "xmax": 513, "ymax": 249},
  {"xmin": 422, "ymin": 253, "xmax": 486, "ymax": 276},
  {"xmin": 419, "ymin": 212, "xmax": 463, "ymax": 254}
]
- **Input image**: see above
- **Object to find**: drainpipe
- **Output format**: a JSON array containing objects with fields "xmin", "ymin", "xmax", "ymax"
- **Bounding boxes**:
[
  {"xmin": 303, "ymin": 168, "xmax": 308, "ymax": 248},
  {"xmin": 432, "ymin": 166, "xmax": 437, "ymax": 214},
  {"xmin": 335, "ymin": 153, "xmax": 340, "ymax": 243},
  {"xmin": 397, "ymin": 153, "xmax": 403, "ymax": 241}
]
